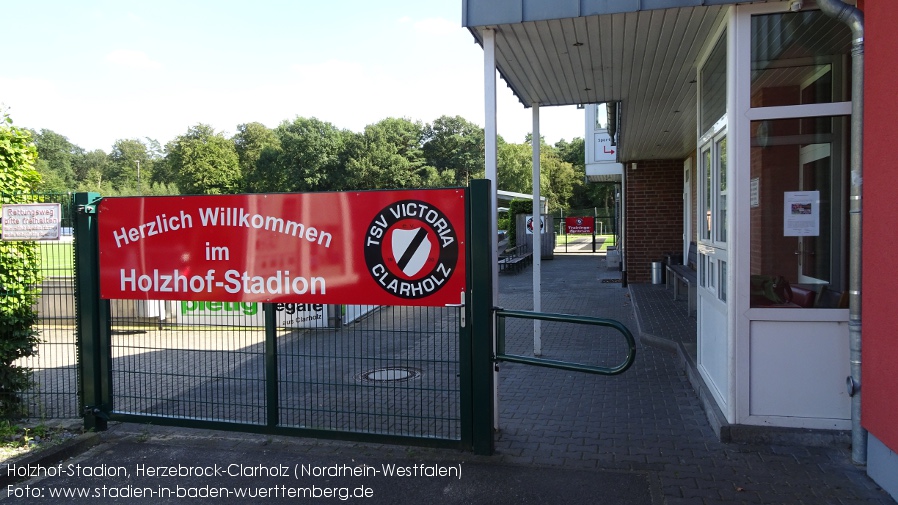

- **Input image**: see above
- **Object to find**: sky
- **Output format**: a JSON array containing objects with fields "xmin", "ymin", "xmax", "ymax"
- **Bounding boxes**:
[{"xmin": 1, "ymin": 0, "xmax": 584, "ymax": 153}]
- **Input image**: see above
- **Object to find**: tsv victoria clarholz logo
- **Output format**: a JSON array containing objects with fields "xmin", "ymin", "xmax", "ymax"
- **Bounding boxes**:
[{"xmin": 364, "ymin": 200, "xmax": 459, "ymax": 300}]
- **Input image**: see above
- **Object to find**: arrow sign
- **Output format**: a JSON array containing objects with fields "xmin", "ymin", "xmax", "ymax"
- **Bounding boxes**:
[{"xmin": 603, "ymin": 145, "xmax": 615, "ymax": 154}]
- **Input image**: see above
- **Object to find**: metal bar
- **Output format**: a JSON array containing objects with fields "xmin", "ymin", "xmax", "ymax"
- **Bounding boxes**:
[
  {"xmin": 494, "ymin": 309, "xmax": 636, "ymax": 376},
  {"xmin": 73, "ymin": 192, "xmax": 108, "ymax": 431},
  {"xmin": 264, "ymin": 303, "xmax": 278, "ymax": 427},
  {"xmin": 468, "ymin": 179, "xmax": 495, "ymax": 455}
]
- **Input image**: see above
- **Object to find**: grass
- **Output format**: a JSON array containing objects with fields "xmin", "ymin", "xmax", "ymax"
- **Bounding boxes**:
[
  {"xmin": 0, "ymin": 420, "xmax": 78, "ymax": 462},
  {"xmin": 38, "ymin": 241, "xmax": 74, "ymax": 276},
  {"xmin": 555, "ymin": 233, "xmax": 616, "ymax": 248}
]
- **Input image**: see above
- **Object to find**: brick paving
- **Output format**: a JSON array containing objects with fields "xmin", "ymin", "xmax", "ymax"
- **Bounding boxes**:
[{"xmin": 493, "ymin": 253, "xmax": 894, "ymax": 504}]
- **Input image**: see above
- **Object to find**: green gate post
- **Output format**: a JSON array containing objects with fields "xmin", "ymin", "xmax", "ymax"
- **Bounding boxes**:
[
  {"xmin": 467, "ymin": 179, "xmax": 495, "ymax": 455},
  {"xmin": 264, "ymin": 303, "xmax": 279, "ymax": 427},
  {"xmin": 73, "ymin": 192, "xmax": 110, "ymax": 432}
]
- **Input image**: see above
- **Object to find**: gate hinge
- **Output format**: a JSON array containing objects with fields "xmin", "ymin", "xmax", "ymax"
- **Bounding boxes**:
[
  {"xmin": 83, "ymin": 405, "xmax": 109, "ymax": 421},
  {"xmin": 76, "ymin": 204, "xmax": 97, "ymax": 215}
]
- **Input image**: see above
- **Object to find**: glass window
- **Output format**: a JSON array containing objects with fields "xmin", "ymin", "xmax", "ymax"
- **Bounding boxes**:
[
  {"xmin": 717, "ymin": 137, "xmax": 727, "ymax": 244},
  {"xmin": 751, "ymin": 11, "xmax": 852, "ymax": 107},
  {"xmin": 748, "ymin": 116, "xmax": 848, "ymax": 308},
  {"xmin": 701, "ymin": 32, "xmax": 727, "ymax": 134},
  {"xmin": 702, "ymin": 149, "xmax": 712, "ymax": 241}
]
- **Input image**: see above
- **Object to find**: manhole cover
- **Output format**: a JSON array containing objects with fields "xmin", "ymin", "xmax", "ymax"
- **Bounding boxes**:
[{"xmin": 357, "ymin": 367, "xmax": 422, "ymax": 383}]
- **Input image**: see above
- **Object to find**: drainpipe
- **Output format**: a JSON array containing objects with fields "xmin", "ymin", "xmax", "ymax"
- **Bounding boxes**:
[{"xmin": 817, "ymin": 0, "xmax": 865, "ymax": 465}]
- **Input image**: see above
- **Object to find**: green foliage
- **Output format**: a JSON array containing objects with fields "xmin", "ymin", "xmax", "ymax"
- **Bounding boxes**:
[
  {"xmin": 344, "ymin": 118, "xmax": 428, "ymax": 190},
  {"xmin": 233, "ymin": 122, "xmax": 280, "ymax": 192},
  {"xmin": 0, "ymin": 112, "xmax": 42, "ymax": 417},
  {"xmin": 422, "ymin": 115, "xmax": 485, "ymax": 186},
  {"xmin": 165, "ymin": 124, "xmax": 241, "ymax": 195},
  {"xmin": 251, "ymin": 117, "xmax": 349, "ymax": 193},
  {"xmin": 506, "ymin": 199, "xmax": 533, "ymax": 246}
]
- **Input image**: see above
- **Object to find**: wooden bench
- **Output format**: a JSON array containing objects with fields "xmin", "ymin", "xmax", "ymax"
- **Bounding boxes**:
[
  {"xmin": 666, "ymin": 242, "xmax": 697, "ymax": 314},
  {"xmin": 498, "ymin": 244, "xmax": 532, "ymax": 273}
]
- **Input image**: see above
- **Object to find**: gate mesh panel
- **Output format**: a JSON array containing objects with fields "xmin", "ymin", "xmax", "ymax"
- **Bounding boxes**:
[
  {"xmin": 7, "ymin": 193, "xmax": 80, "ymax": 419},
  {"xmin": 107, "ymin": 303, "xmax": 461, "ymax": 441},
  {"xmin": 278, "ymin": 306, "xmax": 460, "ymax": 439}
]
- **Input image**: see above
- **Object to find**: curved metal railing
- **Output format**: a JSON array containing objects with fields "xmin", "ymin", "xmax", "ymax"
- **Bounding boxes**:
[{"xmin": 494, "ymin": 309, "xmax": 636, "ymax": 375}]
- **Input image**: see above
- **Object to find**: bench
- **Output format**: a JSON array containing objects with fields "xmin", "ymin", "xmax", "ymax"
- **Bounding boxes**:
[
  {"xmin": 666, "ymin": 242, "xmax": 697, "ymax": 314},
  {"xmin": 498, "ymin": 244, "xmax": 532, "ymax": 273}
]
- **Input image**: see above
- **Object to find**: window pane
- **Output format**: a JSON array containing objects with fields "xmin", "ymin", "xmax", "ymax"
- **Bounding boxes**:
[
  {"xmin": 701, "ymin": 32, "xmax": 727, "ymax": 134},
  {"xmin": 702, "ymin": 149, "xmax": 712, "ymax": 240},
  {"xmin": 717, "ymin": 137, "xmax": 728, "ymax": 243},
  {"xmin": 748, "ymin": 116, "xmax": 848, "ymax": 308},
  {"xmin": 719, "ymin": 260, "xmax": 727, "ymax": 302},
  {"xmin": 751, "ymin": 11, "xmax": 851, "ymax": 107}
]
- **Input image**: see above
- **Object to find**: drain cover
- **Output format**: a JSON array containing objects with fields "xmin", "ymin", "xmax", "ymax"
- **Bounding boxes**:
[
  {"xmin": 357, "ymin": 367, "xmax": 422, "ymax": 383},
  {"xmin": 602, "ymin": 278, "xmax": 621, "ymax": 283}
]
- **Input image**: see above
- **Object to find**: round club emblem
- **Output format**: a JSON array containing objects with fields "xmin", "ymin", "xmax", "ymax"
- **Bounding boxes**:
[{"xmin": 364, "ymin": 200, "xmax": 458, "ymax": 299}]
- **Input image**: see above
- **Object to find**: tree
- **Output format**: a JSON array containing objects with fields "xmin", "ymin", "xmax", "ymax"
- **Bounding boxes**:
[
  {"xmin": 422, "ymin": 115, "xmax": 485, "ymax": 186},
  {"xmin": 30, "ymin": 129, "xmax": 81, "ymax": 191},
  {"xmin": 556, "ymin": 137, "xmax": 617, "ymax": 213},
  {"xmin": 344, "ymin": 118, "xmax": 427, "ymax": 189},
  {"xmin": 253, "ymin": 117, "xmax": 348, "ymax": 192},
  {"xmin": 0, "ymin": 111, "xmax": 43, "ymax": 416},
  {"xmin": 233, "ymin": 122, "xmax": 279, "ymax": 192},
  {"xmin": 497, "ymin": 142, "xmax": 533, "ymax": 194},
  {"xmin": 165, "ymin": 124, "xmax": 241, "ymax": 195},
  {"xmin": 106, "ymin": 138, "xmax": 153, "ymax": 192}
]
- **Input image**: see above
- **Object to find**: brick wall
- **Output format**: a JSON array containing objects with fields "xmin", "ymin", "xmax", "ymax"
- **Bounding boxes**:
[{"xmin": 625, "ymin": 159, "xmax": 685, "ymax": 283}]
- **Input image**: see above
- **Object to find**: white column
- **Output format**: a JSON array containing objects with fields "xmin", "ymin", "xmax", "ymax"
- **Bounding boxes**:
[
  {"xmin": 484, "ymin": 28, "xmax": 498, "ymax": 308},
  {"xmin": 483, "ymin": 28, "xmax": 500, "ymax": 431},
  {"xmin": 532, "ymin": 103, "xmax": 542, "ymax": 356}
]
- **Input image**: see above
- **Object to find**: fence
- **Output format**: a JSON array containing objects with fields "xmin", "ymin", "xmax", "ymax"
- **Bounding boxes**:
[{"xmin": 3, "ymin": 192, "xmax": 80, "ymax": 419}]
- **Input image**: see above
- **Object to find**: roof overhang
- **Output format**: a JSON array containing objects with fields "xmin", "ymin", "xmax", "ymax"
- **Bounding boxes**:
[{"xmin": 463, "ymin": 1, "xmax": 778, "ymax": 161}]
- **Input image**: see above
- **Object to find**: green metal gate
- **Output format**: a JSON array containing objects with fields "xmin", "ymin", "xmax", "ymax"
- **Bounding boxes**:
[{"xmin": 71, "ymin": 182, "xmax": 634, "ymax": 454}]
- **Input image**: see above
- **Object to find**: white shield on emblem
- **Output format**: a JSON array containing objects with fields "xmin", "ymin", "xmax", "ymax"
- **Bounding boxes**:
[{"xmin": 391, "ymin": 228, "xmax": 432, "ymax": 277}]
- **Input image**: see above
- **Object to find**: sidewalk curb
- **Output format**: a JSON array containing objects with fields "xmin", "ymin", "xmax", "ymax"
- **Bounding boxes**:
[{"xmin": 1, "ymin": 432, "xmax": 102, "ymax": 488}]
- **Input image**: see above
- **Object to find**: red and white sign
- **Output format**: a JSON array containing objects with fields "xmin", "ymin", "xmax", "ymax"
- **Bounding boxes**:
[
  {"xmin": 565, "ymin": 217, "xmax": 594, "ymax": 234},
  {"xmin": 98, "ymin": 190, "xmax": 466, "ymax": 307}
]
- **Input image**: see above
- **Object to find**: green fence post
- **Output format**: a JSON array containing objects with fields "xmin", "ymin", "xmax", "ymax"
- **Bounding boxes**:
[
  {"xmin": 264, "ymin": 303, "xmax": 279, "ymax": 427},
  {"xmin": 73, "ymin": 192, "xmax": 109, "ymax": 432},
  {"xmin": 467, "ymin": 179, "xmax": 495, "ymax": 455}
]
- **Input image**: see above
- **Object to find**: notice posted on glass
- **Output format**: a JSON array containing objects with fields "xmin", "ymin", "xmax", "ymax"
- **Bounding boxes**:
[{"xmin": 6, "ymin": 461, "xmax": 463, "ymax": 500}]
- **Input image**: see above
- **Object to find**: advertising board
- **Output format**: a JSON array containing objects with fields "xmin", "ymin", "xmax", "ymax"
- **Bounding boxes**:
[
  {"xmin": 98, "ymin": 190, "xmax": 466, "ymax": 307},
  {"xmin": 565, "ymin": 216, "xmax": 595, "ymax": 234}
]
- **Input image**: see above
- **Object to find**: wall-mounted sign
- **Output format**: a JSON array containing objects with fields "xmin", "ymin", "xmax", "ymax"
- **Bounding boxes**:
[
  {"xmin": 525, "ymin": 215, "xmax": 545, "ymax": 235},
  {"xmin": 98, "ymin": 190, "xmax": 467, "ymax": 307},
  {"xmin": 783, "ymin": 191, "xmax": 819, "ymax": 237},
  {"xmin": 1, "ymin": 203, "xmax": 62, "ymax": 241},
  {"xmin": 593, "ymin": 132, "xmax": 616, "ymax": 163}
]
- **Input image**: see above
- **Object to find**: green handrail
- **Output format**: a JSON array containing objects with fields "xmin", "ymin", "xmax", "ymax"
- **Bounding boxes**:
[{"xmin": 494, "ymin": 309, "xmax": 636, "ymax": 375}]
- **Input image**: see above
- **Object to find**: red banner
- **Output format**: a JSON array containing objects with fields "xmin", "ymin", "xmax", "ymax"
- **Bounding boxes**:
[
  {"xmin": 565, "ymin": 216, "xmax": 594, "ymax": 234},
  {"xmin": 98, "ymin": 190, "xmax": 467, "ymax": 307}
]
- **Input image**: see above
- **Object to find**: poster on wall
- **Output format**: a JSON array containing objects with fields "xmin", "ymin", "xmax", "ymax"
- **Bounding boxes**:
[{"xmin": 783, "ymin": 191, "xmax": 820, "ymax": 236}]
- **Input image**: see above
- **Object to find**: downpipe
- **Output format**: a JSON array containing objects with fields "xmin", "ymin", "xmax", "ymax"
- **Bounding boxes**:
[{"xmin": 817, "ymin": 0, "xmax": 865, "ymax": 465}]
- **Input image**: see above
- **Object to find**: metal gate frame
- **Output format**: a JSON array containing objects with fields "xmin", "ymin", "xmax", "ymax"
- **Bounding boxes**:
[
  {"xmin": 72, "ymin": 181, "xmax": 633, "ymax": 455},
  {"xmin": 74, "ymin": 184, "xmax": 498, "ymax": 453}
]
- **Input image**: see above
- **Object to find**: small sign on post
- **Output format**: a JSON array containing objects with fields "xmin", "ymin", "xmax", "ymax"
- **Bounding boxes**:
[{"xmin": 1, "ymin": 203, "xmax": 62, "ymax": 241}]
